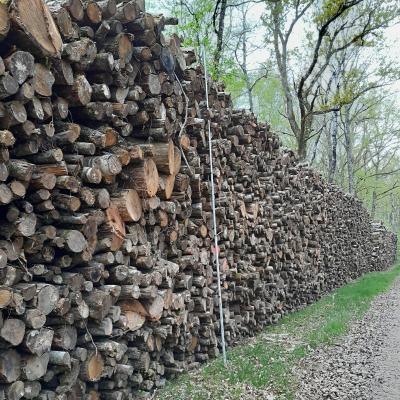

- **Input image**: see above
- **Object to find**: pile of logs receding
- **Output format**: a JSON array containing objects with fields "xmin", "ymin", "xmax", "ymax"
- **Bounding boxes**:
[{"xmin": 0, "ymin": 0, "xmax": 395, "ymax": 399}]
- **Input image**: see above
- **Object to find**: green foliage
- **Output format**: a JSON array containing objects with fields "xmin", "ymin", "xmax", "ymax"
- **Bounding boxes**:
[
  {"xmin": 156, "ymin": 265, "xmax": 400, "ymax": 400},
  {"xmin": 148, "ymin": 0, "xmax": 400, "ymax": 231},
  {"xmin": 314, "ymin": 0, "xmax": 347, "ymax": 25}
]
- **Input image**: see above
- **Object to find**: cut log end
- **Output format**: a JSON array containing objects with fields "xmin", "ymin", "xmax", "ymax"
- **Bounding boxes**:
[{"xmin": 10, "ymin": 0, "xmax": 63, "ymax": 57}]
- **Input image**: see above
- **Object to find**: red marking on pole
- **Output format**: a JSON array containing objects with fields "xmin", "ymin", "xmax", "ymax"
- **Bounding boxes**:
[{"xmin": 211, "ymin": 245, "xmax": 220, "ymax": 255}]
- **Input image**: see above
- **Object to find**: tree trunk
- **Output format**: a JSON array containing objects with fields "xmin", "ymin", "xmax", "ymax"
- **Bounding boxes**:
[
  {"xmin": 343, "ymin": 106, "xmax": 355, "ymax": 195},
  {"xmin": 371, "ymin": 164, "xmax": 379, "ymax": 219},
  {"xmin": 240, "ymin": 11, "xmax": 253, "ymax": 112},
  {"xmin": 212, "ymin": 0, "xmax": 227, "ymax": 78},
  {"xmin": 328, "ymin": 110, "xmax": 338, "ymax": 183},
  {"xmin": 297, "ymin": 134, "xmax": 307, "ymax": 161},
  {"xmin": 371, "ymin": 189, "xmax": 377, "ymax": 219}
]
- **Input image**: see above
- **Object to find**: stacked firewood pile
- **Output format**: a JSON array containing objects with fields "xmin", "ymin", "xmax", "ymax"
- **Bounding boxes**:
[
  {"xmin": 371, "ymin": 221, "xmax": 397, "ymax": 271},
  {"xmin": 196, "ymin": 113, "xmax": 397, "ymax": 344},
  {"xmin": 0, "ymin": 0, "xmax": 395, "ymax": 398}
]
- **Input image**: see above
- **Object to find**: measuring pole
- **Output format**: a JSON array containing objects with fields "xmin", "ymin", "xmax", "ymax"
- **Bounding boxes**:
[{"xmin": 202, "ymin": 45, "xmax": 227, "ymax": 367}]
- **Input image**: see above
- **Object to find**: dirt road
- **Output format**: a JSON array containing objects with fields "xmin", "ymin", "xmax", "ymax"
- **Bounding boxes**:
[{"xmin": 295, "ymin": 277, "xmax": 400, "ymax": 400}]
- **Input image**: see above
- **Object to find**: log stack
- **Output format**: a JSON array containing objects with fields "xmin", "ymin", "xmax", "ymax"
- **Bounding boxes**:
[{"xmin": 0, "ymin": 0, "xmax": 395, "ymax": 398}]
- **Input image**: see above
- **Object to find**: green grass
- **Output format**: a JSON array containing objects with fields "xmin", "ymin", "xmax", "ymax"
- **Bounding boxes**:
[{"xmin": 155, "ymin": 264, "xmax": 400, "ymax": 400}]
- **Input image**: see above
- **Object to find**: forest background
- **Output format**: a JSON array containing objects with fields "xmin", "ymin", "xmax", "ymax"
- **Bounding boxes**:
[{"xmin": 148, "ymin": 0, "xmax": 400, "ymax": 232}]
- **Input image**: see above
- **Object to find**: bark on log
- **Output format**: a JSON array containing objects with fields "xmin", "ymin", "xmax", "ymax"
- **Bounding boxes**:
[{"xmin": 0, "ymin": 4, "xmax": 10, "ymax": 42}]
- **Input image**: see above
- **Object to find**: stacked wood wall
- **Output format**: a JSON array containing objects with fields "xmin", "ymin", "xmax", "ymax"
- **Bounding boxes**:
[{"xmin": 0, "ymin": 0, "xmax": 395, "ymax": 398}]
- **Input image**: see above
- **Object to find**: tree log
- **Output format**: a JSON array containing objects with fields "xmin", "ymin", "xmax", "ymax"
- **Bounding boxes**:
[
  {"xmin": 111, "ymin": 189, "xmax": 142, "ymax": 222},
  {"xmin": 122, "ymin": 159, "xmax": 159, "ymax": 198},
  {"xmin": 9, "ymin": 0, "xmax": 62, "ymax": 57}
]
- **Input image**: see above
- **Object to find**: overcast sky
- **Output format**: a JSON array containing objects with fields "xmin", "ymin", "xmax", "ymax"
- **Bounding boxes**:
[{"xmin": 246, "ymin": 3, "xmax": 400, "ymax": 90}]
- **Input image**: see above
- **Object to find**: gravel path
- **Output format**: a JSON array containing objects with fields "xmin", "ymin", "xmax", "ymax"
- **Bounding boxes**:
[{"xmin": 295, "ymin": 277, "xmax": 400, "ymax": 400}]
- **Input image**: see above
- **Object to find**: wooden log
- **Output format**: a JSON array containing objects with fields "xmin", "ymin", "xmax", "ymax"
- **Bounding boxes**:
[
  {"xmin": 118, "ymin": 309, "xmax": 145, "ymax": 332},
  {"xmin": 51, "ymin": 58, "xmax": 74, "ymax": 86},
  {"xmin": 8, "ymin": 180, "xmax": 26, "ymax": 198},
  {"xmin": 0, "ymin": 184, "xmax": 12, "ymax": 205},
  {"xmin": 53, "ymin": 122, "xmax": 81, "ymax": 144},
  {"xmin": 9, "ymin": 0, "xmax": 62, "ymax": 57},
  {"xmin": 97, "ymin": 0, "xmax": 117, "ymax": 19},
  {"xmin": 23, "ymin": 310, "xmax": 46, "ymax": 330},
  {"xmin": 133, "ymin": 29, "xmax": 156, "ymax": 47},
  {"xmin": 84, "ymin": 0, "xmax": 102, "ymax": 24},
  {"xmin": 0, "ymin": 74, "xmax": 19, "ymax": 100},
  {"xmin": 0, "ymin": 251, "xmax": 7, "ymax": 270},
  {"xmin": 8, "ymin": 159, "xmax": 34, "ymax": 181},
  {"xmin": 31, "ymin": 173, "xmax": 57, "ymax": 190},
  {"xmin": 24, "ymin": 328, "xmax": 53, "ymax": 356},
  {"xmin": 104, "ymin": 205, "xmax": 125, "ymax": 251},
  {"xmin": 80, "ymin": 351, "xmax": 104, "ymax": 382},
  {"xmin": 21, "ymin": 353, "xmax": 49, "ymax": 381},
  {"xmin": 93, "ymin": 188, "xmax": 110, "ymax": 209},
  {"xmin": 111, "ymin": 189, "xmax": 142, "ymax": 222},
  {"xmin": 140, "ymin": 74, "xmax": 161, "ymax": 96},
  {"xmin": 81, "ymin": 167, "xmax": 102, "ymax": 184},
  {"xmin": 32, "ymin": 64, "xmax": 55, "ymax": 97},
  {"xmin": 35, "ymin": 284, "xmax": 59, "ymax": 315},
  {"xmin": 4, "ymin": 380, "xmax": 25, "ymax": 400},
  {"xmin": 52, "ymin": 326, "xmax": 77, "ymax": 350},
  {"xmin": 53, "ymin": 193, "xmax": 81, "ymax": 212},
  {"xmin": 13, "ymin": 82, "xmax": 34, "ymax": 104},
  {"xmin": 62, "ymin": 37, "xmax": 97, "ymax": 64},
  {"xmin": 52, "ymin": 6, "xmax": 78, "ymax": 41},
  {"xmin": 77, "ymin": 126, "xmax": 106, "ymax": 147},
  {"xmin": 56, "ymin": 74, "xmax": 92, "ymax": 106},
  {"xmin": 101, "ymin": 33, "xmax": 133, "ymax": 64},
  {"xmin": 91, "ymin": 83, "xmax": 111, "ymax": 101},
  {"xmin": 113, "ymin": 1, "xmax": 136, "ymax": 24},
  {"xmin": 0, "ymin": 286, "xmax": 12, "ymax": 308},
  {"xmin": 95, "ymin": 24, "xmax": 111, "ymax": 46},
  {"xmin": 48, "ymin": 351, "xmax": 71, "ymax": 368},
  {"xmin": 150, "ymin": 140, "xmax": 175, "ymax": 174},
  {"xmin": 89, "ymin": 52, "xmax": 114, "ymax": 72},
  {"xmin": 61, "ymin": 0, "xmax": 85, "ymax": 21},
  {"xmin": 23, "ymin": 381, "xmax": 41, "ymax": 399},
  {"xmin": 52, "ymin": 96, "xmax": 69, "ymax": 120},
  {"xmin": 158, "ymin": 174, "xmax": 175, "ymax": 200},
  {"xmin": 84, "ymin": 289, "xmax": 112, "ymax": 320},
  {"xmin": 122, "ymin": 159, "xmax": 159, "ymax": 198},
  {"xmin": 0, "ymin": 130, "xmax": 15, "ymax": 147},
  {"xmin": 57, "ymin": 230, "xmax": 87, "ymax": 253},
  {"xmin": 132, "ymin": 46, "xmax": 152, "ymax": 61},
  {"xmin": 0, "ymin": 163, "xmax": 8, "ymax": 182},
  {"xmin": 0, "ymin": 4, "xmax": 10, "ymax": 42},
  {"xmin": 4, "ymin": 51, "xmax": 35, "ymax": 85},
  {"xmin": 30, "ymin": 148, "xmax": 63, "ymax": 164},
  {"xmin": 1, "ymin": 101, "xmax": 26, "ymax": 126},
  {"xmin": 173, "ymin": 146, "xmax": 182, "ymax": 174},
  {"xmin": 0, "ymin": 319, "xmax": 25, "ymax": 346},
  {"xmin": 0, "ymin": 349, "xmax": 21, "ymax": 383},
  {"xmin": 83, "ymin": 154, "xmax": 122, "ymax": 176},
  {"xmin": 120, "ymin": 295, "xmax": 164, "ymax": 321}
]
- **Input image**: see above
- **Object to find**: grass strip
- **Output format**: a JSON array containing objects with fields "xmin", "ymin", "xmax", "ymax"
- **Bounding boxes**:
[{"xmin": 156, "ymin": 264, "xmax": 400, "ymax": 400}]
